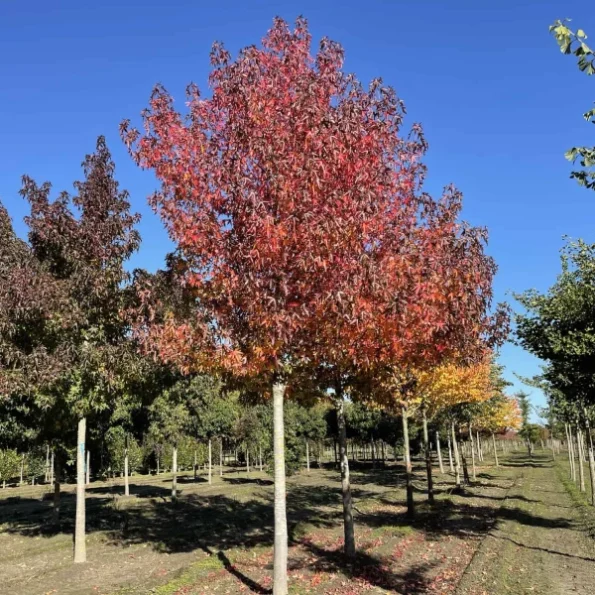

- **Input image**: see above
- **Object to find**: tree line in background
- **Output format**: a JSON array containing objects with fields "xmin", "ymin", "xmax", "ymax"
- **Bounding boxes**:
[{"xmin": 2, "ymin": 16, "xmax": 589, "ymax": 595}]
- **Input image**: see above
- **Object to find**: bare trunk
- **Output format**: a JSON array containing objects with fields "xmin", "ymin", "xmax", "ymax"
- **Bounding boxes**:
[
  {"xmin": 172, "ymin": 446, "xmax": 178, "ymax": 498},
  {"xmin": 451, "ymin": 422, "xmax": 461, "ymax": 487},
  {"xmin": 577, "ymin": 428, "xmax": 586, "ymax": 492},
  {"xmin": 469, "ymin": 425, "xmax": 477, "ymax": 481},
  {"xmin": 53, "ymin": 455, "xmax": 61, "ymax": 524},
  {"xmin": 124, "ymin": 437, "xmax": 129, "ymax": 497},
  {"xmin": 492, "ymin": 433, "xmax": 499, "ymax": 467},
  {"xmin": 220, "ymin": 440, "xmax": 224, "ymax": 477},
  {"xmin": 336, "ymin": 385, "xmax": 356, "ymax": 558},
  {"xmin": 157, "ymin": 454, "xmax": 160, "ymax": 476},
  {"xmin": 436, "ymin": 431, "xmax": 444, "ymax": 474},
  {"xmin": 272, "ymin": 380, "xmax": 288, "ymax": 595},
  {"xmin": 45, "ymin": 444, "xmax": 50, "ymax": 484},
  {"xmin": 447, "ymin": 434, "xmax": 454, "ymax": 473},
  {"xmin": 566, "ymin": 424, "xmax": 576, "ymax": 481},
  {"xmin": 305, "ymin": 439, "xmax": 310, "ymax": 474},
  {"xmin": 194, "ymin": 450, "xmax": 197, "ymax": 480},
  {"xmin": 74, "ymin": 417, "xmax": 86, "ymax": 563},
  {"xmin": 50, "ymin": 450, "xmax": 54, "ymax": 485},
  {"xmin": 246, "ymin": 448, "xmax": 250, "ymax": 475},
  {"xmin": 20, "ymin": 453, "xmax": 24, "ymax": 485},
  {"xmin": 208, "ymin": 438, "xmax": 212, "ymax": 485},
  {"xmin": 402, "ymin": 405, "xmax": 415, "ymax": 517},
  {"xmin": 422, "ymin": 408, "xmax": 434, "ymax": 503},
  {"xmin": 460, "ymin": 440, "xmax": 470, "ymax": 485},
  {"xmin": 85, "ymin": 449, "xmax": 90, "ymax": 485}
]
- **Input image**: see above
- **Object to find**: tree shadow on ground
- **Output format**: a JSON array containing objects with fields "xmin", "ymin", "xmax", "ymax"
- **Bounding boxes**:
[{"xmin": 224, "ymin": 477, "xmax": 273, "ymax": 486}]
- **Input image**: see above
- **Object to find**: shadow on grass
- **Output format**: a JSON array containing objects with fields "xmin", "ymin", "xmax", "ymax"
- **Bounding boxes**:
[{"xmin": 0, "ymin": 452, "xmax": 568, "ymax": 594}]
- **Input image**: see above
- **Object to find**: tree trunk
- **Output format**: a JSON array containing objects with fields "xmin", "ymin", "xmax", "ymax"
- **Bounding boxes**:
[
  {"xmin": 566, "ymin": 424, "xmax": 576, "ymax": 481},
  {"xmin": 220, "ymin": 440, "xmax": 224, "ymax": 477},
  {"xmin": 194, "ymin": 450, "xmax": 197, "ymax": 481},
  {"xmin": 447, "ymin": 434, "xmax": 454, "ymax": 473},
  {"xmin": 124, "ymin": 437, "xmax": 130, "ymax": 497},
  {"xmin": 74, "ymin": 417, "xmax": 86, "ymax": 563},
  {"xmin": 50, "ymin": 450, "xmax": 55, "ymax": 485},
  {"xmin": 402, "ymin": 405, "xmax": 415, "ymax": 517},
  {"xmin": 436, "ymin": 431, "xmax": 444, "ymax": 474},
  {"xmin": 45, "ymin": 444, "xmax": 50, "ymax": 484},
  {"xmin": 422, "ymin": 408, "xmax": 434, "ymax": 503},
  {"xmin": 157, "ymin": 454, "xmax": 160, "ymax": 476},
  {"xmin": 85, "ymin": 449, "xmax": 90, "ymax": 485},
  {"xmin": 20, "ymin": 453, "xmax": 24, "ymax": 485},
  {"xmin": 246, "ymin": 448, "xmax": 250, "ymax": 474},
  {"xmin": 336, "ymin": 385, "xmax": 356, "ymax": 558},
  {"xmin": 53, "ymin": 455, "xmax": 61, "ymax": 524},
  {"xmin": 172, "ymin": 445, "xmax": 178, "ymax": 499},
  {"xmin": 208, "ymin": 438, "xmax": 212, "ymax": 485},
  {"xmin": 305, "ymin": 439, "xmax": 310, "ymax": 474},
  {"xmin": 577, "ymin": 428, "xmax": 586, "ymax": 492},
  {"xmin": 492, "ymin": 433, "xmax": 499, "ymax": 467},
  {"xmin": 460, "ymin": 440, "xmax": 470, "ymax": 485},
  {"xmin": 451, "ymin": 422, "xmax": 461, "ymax": 487},
  {"xmin": 272, "ymin": 380, "xmax": 288, "ymax": 595},
  {"xmin": 469, "ymin": 426, "xmax": 477, "ymax": 481}
]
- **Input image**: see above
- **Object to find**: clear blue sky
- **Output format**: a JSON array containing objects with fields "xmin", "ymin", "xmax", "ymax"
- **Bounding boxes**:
[{"xmin": 1, "ymin": 0, "xmax": 594, "ymax": 419}]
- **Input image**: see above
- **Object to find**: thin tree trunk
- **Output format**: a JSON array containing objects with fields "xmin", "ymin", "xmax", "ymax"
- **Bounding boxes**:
[
  {"xmin": 85, "ymin": 449, "xmax": 90, "ymax": 485},
  {"xmin": 422, "ymin": 408, "xmax": 434, "ymax": 503},
  {"xmin": 246, "ymin": 448, "xmax": 250, "ymax": 475},
  {"xmin": 50, "ymin": 450, "xmax": 54, "ymax": 485},
  {"xmin": 305, "ymin": 439, "xmax": 310, "ymax": 474},
  {"xmin": 45, "ymin": 444, "xmax": 50, "ymax": 484},
  {"xmin": 272, "ymin": 380, "xmax": 288, "ymax": 595},
  {"xmin": 577, "ymin": 428, "xmax": 586, "ymax": 492},
  {"xmin": 460, "ymin": 440, "xmax": 470, "ymax": 485},
  {"xmin": 447, "ymin": 434, "xmax": 454, "ymax": 473},
  {"xmin": 172, "ymin": 445, "xmax": 178, "ymax": 499},
  {"xmin": 402, "ymin": 405, "xmax": 415, "ymax": 517},
  {"xmin": 74, "ymin": 417, "xmax": 86, "ymax": 563},
  {"xmin": 436, "ymin": 431, "xmax": 444, "ymax": 474},
  {"xmin": 220, "ymin": 439, "xmax": 224, "ymax": 477},
  {"xmin": 194, "ymin": 450, "xmax": 197, "ymax": 480},
  {"xmin": 566, "ymin": 424, "xmax": 576, "ymax": 481},
  {"xmin": 53, "ymin": 455, "xmax": 61, "ymax": 523},
  {"xmin": 20, "ymin": 453, "xmax": 24, "ymax": 485},
  {"xmin": 492, "ymin": 433, "xmax": 499, "ymax": 467},
  {"xmin": 451, "ymin": 422, "xmax": 461, "ymax": 487},
  {"xmin": 336, "ymin": 384, "xmax": 356, "ymax": 557},
  {"xmin": 469, "ymin": 425, "xmax": 477, "ymax": 481},
  {"xmin": 157, "ymin": 454, "xmax": 160, "ymax": 476},
  {"xmin": 124, "ymin": 437, "xmax": 130, "ymax": 497},
  {"xmin": 208, "ymin": 438, "xmax": 212, "ymax": 485}
]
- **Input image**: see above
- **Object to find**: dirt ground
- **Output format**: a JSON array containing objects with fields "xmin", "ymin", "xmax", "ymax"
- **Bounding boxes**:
[{"xmin": 0, "ymin": 451, "xmax": 593, "ymax": 595}]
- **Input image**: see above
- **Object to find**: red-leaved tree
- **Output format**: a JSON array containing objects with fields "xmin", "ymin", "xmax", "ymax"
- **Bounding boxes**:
[{"xmin": 121, "ymin": 16, "xmax": 507, "ymax": 590}]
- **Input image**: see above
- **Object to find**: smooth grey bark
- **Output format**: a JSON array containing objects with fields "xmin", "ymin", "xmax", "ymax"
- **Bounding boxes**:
[
  {"xmin": 172, "ymin": 445, "xmax": 178, "ymax": 499},
  {"xmin": 220, "ymin": 440, "xmax": 224, "ymax": 477},
  {"xmin": 566, "ymin": 424, "xmax": 575, "ymax": 481},
  {"xmin": 469, "ymin": 425, "xmax": 477, "ymax": 481},
  {"xmin": 402, "ymin": 405, "xmax": 414, "ymax": 517},
  {"xmin": 577, "ymin": 428, "xmax": 586, "ymax": 492},
  {"xmin": 436, "ymin": 431, "xmax": 444, "ymax": 474},
  {"xmin": 422, "ymin": 408, "xmax": 434, "ymax": 503},
  {"xmin": 85, "ymin": 449, "xmax": 90, "ymax": 485},
  {"xmin": 124, "ymin": 436, "xmax": 130, "ymax": 497},
  {"xmin": 305, "ymin": 439, "xmax": 310, "ymax": 474},
  {"xmin": 336, "ymin": 386, "xmax": 356, "ymax": 557},
  {"xmin": 74, "ymin": 417, "xmax": 86, "ymax": 563},
  {"xmin": 272, "ymin": 380, "xmax": 288, "ymax": 595},
  {"xmin": 53, "ymin": 455, "xmax": 61, "ymax": 523},
  {"xmin": 447, "ymin": 434, "xmax": 454, "ymax": 473},
  {"xmin": 451, "ymin": 422, "xmax": 461, "ymax": 487},
  {"xmin": 208, "ymin": 438, "xmax": 212, "ymax": 485},
  {"xmin": 50, "ymin": 450, "xmax": 54, "ymax": 485},
  {"xmin": 492, "ymin": 433, "xmax": 499, "ymax": 467}
]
